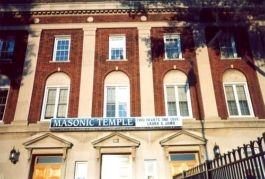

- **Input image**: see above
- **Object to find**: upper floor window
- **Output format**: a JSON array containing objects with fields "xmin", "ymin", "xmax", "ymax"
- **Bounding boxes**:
[
  {"xmin": 105, "ymin": 86, "xmax": 129, "ymax": 117},
  {"xmin": 219, "ymin": 32, "xmax": 238, "ymax": 59},
  {"xmin": 164, "ymin": 34, "xmax": 182, "ymax": 60},
  {"xmin": 42, "ymin": 87, "xmax": 69, "ymax": 120},
  {"xmin": 0, "ymin": 88, "xmax": 9, "ymax": 121},
  {"xmin": 53, "ymin": 36, "xmax": 71, "ymax": 62},
  {"xmin": 164, "ymin": 85, "xmax": 191, "ymax": 117},
  {"xmin": 0, "ymin": 39, "xmax": 15, "ymax": 60},
  {"xmin": 0, "ymin": 75, "xmax": 10, "ymax": 121},
  {"xmin": 104, "ymin": 71, "xmax": 130, "ymax": 117},
  {"xmin": 224, "ymin": 83, "xmax": 253, "ymax": 117},
  {"xmin": 41, "ymin": 72, "xmax": 70, "ymax": 120},
  {"xmin": 223, "ymin": 69, "xmax": 253, "ymax": 117},
  {"xmin": 163, "ymin": 70, "xmax": 192, "ymax": 118},
  {"xmin": 109, "ymin": 35, "xmax": 126, "ymax": 60}
]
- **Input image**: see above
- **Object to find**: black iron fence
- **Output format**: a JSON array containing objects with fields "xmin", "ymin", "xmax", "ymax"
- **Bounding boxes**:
[{"xmin": 174, "ymin": 133, "xmax": 265, "ymax": 179}]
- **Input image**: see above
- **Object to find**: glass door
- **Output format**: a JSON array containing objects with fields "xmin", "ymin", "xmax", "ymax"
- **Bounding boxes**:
[
  {"xmin": 32, "ymin": 156, "xmax": 63, "ymax": 179},
  {"xmin": 101, "ymin": 154, "xmax": 132, "ymax": 179}
]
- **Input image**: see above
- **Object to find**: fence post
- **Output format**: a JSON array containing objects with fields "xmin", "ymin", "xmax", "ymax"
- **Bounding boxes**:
[{"xmin": 206, "ymin": 160, "xmax": 212, "ymax": 179}]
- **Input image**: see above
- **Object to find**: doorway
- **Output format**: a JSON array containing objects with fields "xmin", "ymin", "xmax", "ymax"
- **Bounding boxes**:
[
  {"xmin": 169, "ymin": 152, "xmax": 199, "ymax": 176},
  {"xmin": 101, "ymin": 154, "xmax": 132, "ymax": 179},
  {"xmin": 31, "ymin": 155, "xmax": 63, "ymax": 179}
]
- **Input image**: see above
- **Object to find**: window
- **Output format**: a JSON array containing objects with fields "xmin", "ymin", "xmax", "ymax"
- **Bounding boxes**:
[
  {"xmin": 53, "ymin": 37, "xmax": 71, "ymax": 61},
  {"xmin": 104, "ymin": 86, "xmax": 129, "ymax": 117},
  {"xmin": 144, "ymin": 160, "xmax": 157, "ymax": 179},
  {"xmin": 219, "ymin": 32, "xmax": 238, "ymax": 59},
  {"xmin": 41, "ymin": 86, "xmax": 69, "ymax": 120},
  {"xmin": 101, "ymin": 155, "xmax": 132, "ymax": 179},
  {"xmin": 0, "ymin": 39, "xmax": 15, "ymax": 60},
  {"xmin": 109, "ymin": 35, "xmax": 126, "ymax": 60},
  {"xmin": 74, "ymin": 161, "xmax": 88, "ymax": 179},
  {"xmin": 0, "ymin": 88, "xmax": 8, "ymax": 121},
  {"xmin": 164, "ymin": 85, "xmax": 192, "ymax": 118},
  {"xmin": 164, "ymin": 34, "xmax": 182, "ymax": 59},
  {"xmin": 224, "ymin": 83, "xmax": 253, "ymax": 117}
]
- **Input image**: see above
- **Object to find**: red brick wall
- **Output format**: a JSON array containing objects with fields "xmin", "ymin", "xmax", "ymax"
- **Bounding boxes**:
[
  {"xmin": 151, "ymin": 27, "xmax": 204, "ymax": 120},
  {"xmin": 28, "ymin": 29, "xmax": 83, "ymax": 123},
  {"xmin": 92, "ymin": 28, "xmax": 141, "ymax": 117},
  {"xmin": 0, "ymin": 30, "xmax": 28, "ymax": 124},
  {"xmin": 205, "ymin": 26, "xmax": 265, "ymax": 119}
]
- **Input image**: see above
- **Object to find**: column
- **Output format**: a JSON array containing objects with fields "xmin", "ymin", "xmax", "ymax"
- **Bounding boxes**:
[
  {"xmin": 137, "ymin": 26, "xmax": 155, "ymax": 116},
  {"xmin": 193, "ymin": 25, "xmax": 219, "ymax": 120},
  {"xmin": 78, "ymin": 27, "xmax": 97, "ymax": 117},
  {"xmin": 13, "ymin": 28, "xmax": 41, "ymax": 123}
]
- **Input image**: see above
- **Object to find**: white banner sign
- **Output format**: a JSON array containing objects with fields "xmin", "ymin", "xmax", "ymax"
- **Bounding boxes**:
[{"xmin": 50, "ymin": 116, "xmax": 182, "ymax": 131}]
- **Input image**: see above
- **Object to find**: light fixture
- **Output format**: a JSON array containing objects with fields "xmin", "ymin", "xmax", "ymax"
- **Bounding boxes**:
[
  {"xmin": 213, "ymin": 143, "xmax": 221, "ymax": 159},
  {"xmin": 9, "ymin": 147, "xmax": 20, "ymax": 164}
]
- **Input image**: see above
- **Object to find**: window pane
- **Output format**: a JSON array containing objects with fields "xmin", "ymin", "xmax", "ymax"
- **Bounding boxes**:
[
  {"xmin": 109, "ymin": 36, "xmax": 125, "ymax": 60},
  {"xmin": 178, "ymin": 86, "xmax": 189, "ymax": 116},
  {"xmin": 165, "ymin": 35, "xmax": 181, "ymax": 59},
  {"xmin": 36, "ymin": 156, "xmax": 63, "ymax": 164},
  {"xmin": 54, "ymin": 38, "xmax": 70, "ymax": 61},
  {"xmin": 170, "ymin": 153, "xmax": 196, "ymax": 161},
  {"xmin": 57, "ymin": 89, "xmax": 68, "ymax": 118},
  {"xmin": 225, "ymin": 86, "xmax": 238, "ymax": 115},
  {"xmin": 166, "ymin": 86, "xmax": 177, "ymax": 116},
  {"xmin": 119, "ymin": 102, "xmax": 127, "ymax": 117},
  {"xmin": 106, "ymin": 104, "xmax": 115, "ymax": 117},
  {"xmin": 0, "ymin": 39, "xmax": 15, "ymax": 59},
  {"xmin": 107, "ymin": 87, "xmax": 115, "ymax": 103},
  {"xmin": 236, "ymin": 85, "xmax": 250, "ymax": 115},
  {"xmin": 0, "ymin": 89, "xmax": 8, "ymax": 120},
  {"xmin": 220, "ymin": 33, "xmax": 237, "ymax": 59},
  {"xmin": 44, "ymin": 89, "xmax": 56, "ymax": 119}
]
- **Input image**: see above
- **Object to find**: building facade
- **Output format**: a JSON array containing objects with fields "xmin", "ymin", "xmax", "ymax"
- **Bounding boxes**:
[{"xmin": 0, "ymin": 1, "xmax": 265, "ymax": 179}]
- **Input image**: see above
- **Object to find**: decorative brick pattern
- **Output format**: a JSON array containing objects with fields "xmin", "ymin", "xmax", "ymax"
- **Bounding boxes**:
[
  {"xmin": 28, "ymin": 29, "xmax": 83, "ymax": 123},
  {"xmin": 0, "ymin": 30, "xmax": 28, "ymax": 124},
  {"xmin": 151, "ymin": 27, "xmax": 204, "ymax": 120},
  {"xmin": 205, "ymin": 26, "xmax": 265, "ymax": 119},
  {"xmin": 92, "ymin": 28, "xmax": 141, "ymax": 117}
]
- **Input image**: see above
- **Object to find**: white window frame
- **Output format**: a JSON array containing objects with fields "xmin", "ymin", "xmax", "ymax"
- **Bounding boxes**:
[
  {"xmin": 74, "ymin": 161, "xmax": 88, "ymax": 179},
  {"xmin": 223, "ymin": 82, "xmax": 254, "ymax": 118},
  {"xmin": 0, "ymin": 37, "xmax": 15, "ymax": 61},
  {"xmin": 41, "ymin": 85, "xmax": 70, "ymax": 120},
  {"xmin": 164, "ymin": 83, "xmax": 192, "ymax": 118},
  {"xmin": 52, "ymin": 36, "xmax": 71, "ymax": 62},
  {"xmin": 103, "ymin": 84, "xmax": 130, "ymax": 117},
  {"xmin": 108, "ymin": 35, "xmax": 126, "ymax": 61},
  {"xmin": 144, "ymin": 159, "xmax": 157, "ymax": 179},
  {"xmin": 219, "ymin": 33, "xmax": 238, "ymax": 60},
  {"xmin": 0, "ymin": 87, "xmax": 9, "ymax": 122},
  {"xmin": 163, "ymin": 34, "xmax": 183, "ymax": 60}
]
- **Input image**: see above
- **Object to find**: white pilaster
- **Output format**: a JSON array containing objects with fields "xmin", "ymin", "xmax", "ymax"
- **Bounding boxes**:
[
  {"xmin": 13, "ymin": 28, "xmax": 41, "ymax": 124},
  {"xmin": 78, "ymin": 27, "xmax": 97, "ymax": 117},
  {"xmin": 137, "ymin": 26, "xmax": 155, "ymax": 116},
  {"xmin": 193, "ymin": 26, "xmax": 219, "ymax": 120}
]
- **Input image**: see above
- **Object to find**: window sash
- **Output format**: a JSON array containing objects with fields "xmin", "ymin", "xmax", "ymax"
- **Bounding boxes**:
[
  {"xmin": 42, "ymin": 87, "xmax": 69, "ymax": 120},
  {"xmin": 0, "ymin": 88, "xmax": 9, "ymax": 121},
  {"xmin": 224, "ymin": 83, "xmax": 253, "ymax": 117},
  {"xmin": 144, "ymin": 160, "xmax": 157, "ymax": 179},
  {"xmin": 164, "ymin": 34, "xmax": 182, "ymax": 59},
  {"xmin": 105, "ymin": 86, "xmax": 129, "ymax": 117},
  {"xmin": 109, "ymin": 35, "xmax": 126, "ymax": 60},
  {"xmin": 53, "ymin": 37, "xmax": 71, "ymax": 61},
  {"xmin": 0, "ymin": 39, "xmax": 15, "ymax": 60},
  {"xmin": 164, "ymin": 84, "xmax": 191, "ymax": 118},
  {"xmin": 219, "ymin": 33, "xmax": 238, "ymax": 59}
]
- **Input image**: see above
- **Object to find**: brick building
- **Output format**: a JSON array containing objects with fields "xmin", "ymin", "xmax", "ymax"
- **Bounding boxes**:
[{"xmin": 0, "ymin": 1, "xmax": 265, "ymax": 178}]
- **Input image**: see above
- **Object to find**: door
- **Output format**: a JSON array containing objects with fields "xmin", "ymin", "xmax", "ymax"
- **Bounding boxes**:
[
  {"xmin": 169, "ymin": 153, "xmax": 199, "ymax": 176},
  {"xmin": 101, "ymin": 154, "xmax": 132, "ymax": 179},
  {"xmin": 32, "ymin": 156, "xmax": 63, "ymax": 179}
]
